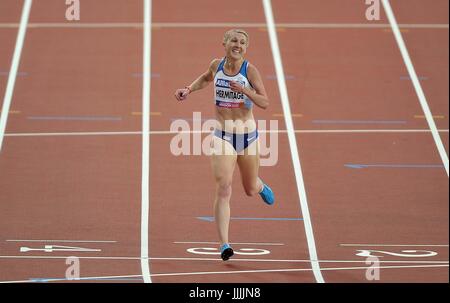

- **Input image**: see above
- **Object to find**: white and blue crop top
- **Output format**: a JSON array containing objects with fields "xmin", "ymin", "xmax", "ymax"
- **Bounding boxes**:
[{"xmin": 214, "ymin": 58, "xmax": 253, "ymax": 109}]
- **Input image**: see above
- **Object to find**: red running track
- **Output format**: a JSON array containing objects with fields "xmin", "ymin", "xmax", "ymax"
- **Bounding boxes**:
[{"xmin": 0, "ymin": 0, "xmax": 448, "ymax": 283}]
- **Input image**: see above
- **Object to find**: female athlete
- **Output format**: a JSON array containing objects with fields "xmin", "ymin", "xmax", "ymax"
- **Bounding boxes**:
[{"xmin": 174, "ymin": 29, "xmax": 275, "ymax": 261}]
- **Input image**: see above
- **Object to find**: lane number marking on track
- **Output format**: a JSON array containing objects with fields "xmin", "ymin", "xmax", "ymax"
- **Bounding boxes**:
[
  {"xmin": 187, "ymin": 247, "xmax": 270, "ymax": 256},
  {"xmin": 20, "ymin": 245, "xmax": 101, "ymax": 253},
  {"xmin": 356, "ymin": 249, "xmax": 438, "ymax": 258}
]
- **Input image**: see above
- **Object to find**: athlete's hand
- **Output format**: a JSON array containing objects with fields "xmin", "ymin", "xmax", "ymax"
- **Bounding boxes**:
[
  {"xmin": 174, "ymin": 87, "xmax": 191, "ymax": 101},
  {"xmin": 229, "ymin": 81, "xmax": 245, "ymax": 93}
]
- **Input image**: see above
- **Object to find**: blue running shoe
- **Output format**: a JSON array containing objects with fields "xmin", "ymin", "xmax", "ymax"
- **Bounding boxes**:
[
  {"xmin": 259, "ymin": 183, "xmax": 275, "ymax": 205},
  {"xmin": 220, "ymin": 243, "xmax": 234, "ymax": 261}
]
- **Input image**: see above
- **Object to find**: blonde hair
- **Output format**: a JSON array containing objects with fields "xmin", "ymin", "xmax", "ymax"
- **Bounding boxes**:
[{"xmin": 223, "ymin": 29, "xmax": 249, "ymax": 46}]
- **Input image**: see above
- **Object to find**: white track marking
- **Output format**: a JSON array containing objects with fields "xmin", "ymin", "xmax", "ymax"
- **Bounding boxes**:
[
  {"xmin": 0, "ymin": 255, "xmax": 447, "ymax": 264},
  {"xmin": 6, "ymin": 239, "xmax": 116, "ymax": 243},
  {"xmin": 263, "ymin": 0, "xmax": 324, "ymax": 283},
  {"xmin": 0, "ymin": 22, "xmax": 448, "ymax": 29},
  {"xmin": 3, "ymin": 129, "xmax": 449, "ymax": 137},
  {"xmin": 0, "ymin": 0, "xmax": 32, "ymax": 152},
  {"xmin": 19, "ymin": 245, "xmax": 101, "ymax": 253},
  {"xmin": 152, "ymin": 258, "xmax": 449, "ymax": 264},
  {"xmin": 341, "ymin": 244, "xmax": 449, "ymax": 247},
  {"xmin": 148, "ymin": 264, "xmax": 450, "ymax": 278},
  {"xmin": 382, "ymin": 0, "xmax": 449, "ymax": 177},
  {"xmin": 0, "ymin": 264, "xmax": 447, "ymax": 283},
  {"xmin": 173, "ymin": 241, "xmax": 285, "ymax": 246},
  {"xmin": 0, "ymin": 274, "xmax": 143, "ymax": 283},
  {"xmin": 140, "ymin": 0, "xmax": 152, "ymax": 284},
  {"xmin": 5, "ymin": 131, "xmax": 143, "ymax": 137}
]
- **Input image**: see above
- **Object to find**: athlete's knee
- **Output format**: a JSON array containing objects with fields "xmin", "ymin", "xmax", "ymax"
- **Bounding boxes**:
[
  {"xmin": 244, "ymin": 184, "xmax": 260, "ymax": 197},
  {"xmin": 216, "ymin": 179, "xmax": 232, "ymax": 198}
]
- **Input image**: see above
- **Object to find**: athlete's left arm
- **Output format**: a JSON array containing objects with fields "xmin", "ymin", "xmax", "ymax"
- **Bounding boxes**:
[{"xmin": 230, "ymin": 64, "xmax": 269, "ymax": 109}]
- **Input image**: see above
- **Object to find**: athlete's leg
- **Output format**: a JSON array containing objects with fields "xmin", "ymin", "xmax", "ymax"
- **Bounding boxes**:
[
  {"xmin": 238, "ymin": 139, "xmax": 275, "ymax": 205},
  {"xmin": 237, "ymin": 139, "xmax": 264, "ymax": 196},
  {"xmin": 210, "ymin": 135, "xmax": 237, "ymax": 246}
]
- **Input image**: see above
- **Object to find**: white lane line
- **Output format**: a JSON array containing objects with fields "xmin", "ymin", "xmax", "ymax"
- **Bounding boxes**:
[
  {"xmin": 0, "ymin": 274, "xmax": 143, "ymax": 284},
  {"xmin": 263, "ymin": 0, "xmax": 324, "ymax": 283},
  {"xmin": 6, "ymin": 239, "xmax": 116, "ymax": 243},
  {"xmin": 3, "ymin": 129, "xmax": 450, "ymax": 137},
  {"xmin": 0, "ymin": 22, "xmax": 448, "ymax": 29},
  {"xmin": 341, "ymin": 244, "xmax": 449, "ymax": 247},
  {"xmin": 0, "ymin": 255, "xmax": 447, "ymax": 264},
  {"xmin": 140, "ymin": 0, "xmax": 152, "ymax": 284},
  {"xmin": 5, "ymin": 131, "xmax": 143, "ymax": 137},
  {"xmin": 0, "ymin": 0, "xmax": 32, "ymax": 152},
  {"xmin": 382, "ymin": 0, "xmax": 449, "ymax": 177},
  {"xmin": 174, "ymin": 241, "xmax": 285, "ymax": 246},
  {"xmin": 150, "ymin": 264, "xmax": 450, "ymax": 278},
  {"xmin": 2, "ymin": 264, "xmax": 447, "ymax": 283},
  {"xmin": 151, "ymin": 258, "xmax": 450, "ymax": 264}
]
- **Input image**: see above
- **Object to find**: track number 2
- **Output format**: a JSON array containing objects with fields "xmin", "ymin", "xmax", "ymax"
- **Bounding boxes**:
[{"xmin": 356, "ymin": 249, "xmax": 438, "ymax": 258}]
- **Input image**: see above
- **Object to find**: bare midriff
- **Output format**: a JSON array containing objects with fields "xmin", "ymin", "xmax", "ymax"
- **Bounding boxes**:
[{"xmin": 215, "ymin": 106, "xmax": 257, "ymax": 134}]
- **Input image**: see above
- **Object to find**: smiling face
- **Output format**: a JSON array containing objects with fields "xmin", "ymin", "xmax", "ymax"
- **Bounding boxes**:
[{"xmin": 223, "ymin": 30, "xmax": 249, "ymax": 61}]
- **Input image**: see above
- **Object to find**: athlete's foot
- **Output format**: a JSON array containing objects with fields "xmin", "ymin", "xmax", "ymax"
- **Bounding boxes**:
[
  {"xmin": 259, "ymin": 183, "xmax": 275, "ymax": 205},
  {"xmin": 220, "ymin": 243, "xmax": 234, "ymax": 261}
]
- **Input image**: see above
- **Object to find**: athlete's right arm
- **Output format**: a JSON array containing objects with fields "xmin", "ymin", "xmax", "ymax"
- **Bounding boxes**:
[{"xmin": 174, "ymin": 59, "xmax": 220, "ymax": 101}]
